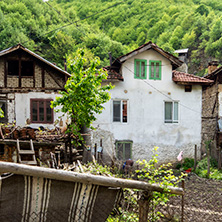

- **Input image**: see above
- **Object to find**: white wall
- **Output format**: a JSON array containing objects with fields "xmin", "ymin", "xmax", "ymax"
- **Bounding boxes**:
[
  {"xmin": 15, "ymin": 92, "xmax": 65, "ymax": 129},
  {"xmin": 92, "ymin": 49, "xmax": 202, "ymax": 164}
]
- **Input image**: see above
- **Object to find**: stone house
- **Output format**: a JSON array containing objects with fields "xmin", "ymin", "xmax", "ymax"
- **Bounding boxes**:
[
  {"xmin": 0, "ymin": 44, "xmax": 70, "ymax": 164},
  {"xmin": 91, "ymin": 41, "xmax": 212, "ymax": 164},
  {"xmin": 202, "ymin": 61, "xmax": 222, "ymax": 168}
]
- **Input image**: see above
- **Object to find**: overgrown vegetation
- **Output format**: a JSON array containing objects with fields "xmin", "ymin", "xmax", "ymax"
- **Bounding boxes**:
[
  {"xmin": 177, "ymin": 157, "xmax": 222, "ymax": 180},
  {"xmin": 195, "ymin": 157, "xmax": 222, "ymax": 180},
  {"xmin": 106, "ymin": 147, "xmax": 185, "ymax": 221},
  {"xmin": 51, "ymin": 49, "xmax": 113, "ymax": 146},
  {"xmin": 2, "ymin": 0, "xmax": 222, "ymax": 74}
]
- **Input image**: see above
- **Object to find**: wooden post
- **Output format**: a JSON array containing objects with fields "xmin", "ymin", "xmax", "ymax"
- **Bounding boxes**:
[
  {"xmin": 181, "ymin": 180, "xmax": 185, "ymax": 222},
  {"xmin": 58, "ymin": 151, "xmax": 60, "ymax": 167},
  {"xmin": 207, "ymin": 142, "xmax": 210, "ymax": 178},
  {"xmin": 99, "ymin": 139, "xmax": 103, "ymax": 164},
  {"xmin": 94, "ymin": 143, "xmax": 97, "ymax": 160},
  {"xmin": 64, "ymin": 141, "xmax": 68, "ymax": 163},
  {"xmin": 69, "ymin": 136, "xmax": 72, "ymax": 164},
  {"xmin": 194, "ymin": 144, "xmax": 197, "ymax": 171},
  {"xmin": 138, "ymin": 191, "xmax": 152, "ymax": 222},
  {"xmin": 218, "ymin": 145, "xmax": 222, "ymax": 170}
]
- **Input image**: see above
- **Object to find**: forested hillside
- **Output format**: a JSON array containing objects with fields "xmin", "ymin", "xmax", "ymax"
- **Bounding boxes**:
[{"xmin": 1, "ymin": 0, "xmax": 222, "ymax": 75}]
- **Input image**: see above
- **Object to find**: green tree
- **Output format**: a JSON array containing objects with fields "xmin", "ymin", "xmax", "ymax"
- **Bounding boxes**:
[{"xmin": 51, "ymin": 49, "xmax": 113, "ymax": 146}]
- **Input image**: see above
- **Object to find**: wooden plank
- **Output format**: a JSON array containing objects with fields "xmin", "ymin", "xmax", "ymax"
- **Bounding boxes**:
[
  {"xmin": 18, "ymin": 150, "xmax": 35, "ymax": 155},
  {"xmin": 0, "ymin": 139, "xmax": 62, "ymax": 146},
  {"xmin": 33, "ymin": 61, "xmax": 35, "ymax": 88},
  {"xmin": 42, "ymin": 67, "xmax": 45, "ymax": 88},
  {"xmin": 20, "ymin": 161, "xmax": 37, "ymax": 165},
  {"xmin": 19, "ymin": 57, "xmax": 21, "ymax": 87},
  {"xmin": 0, "ymin": 162, "xmax": 184, "ymax": 195},
  {"xmin": 4, "ymin": 58, "xmax": 7, "ymax": 87},
  {"xmin": 194, "ymin": 144, "xmax": 197, "ymax": 171}
]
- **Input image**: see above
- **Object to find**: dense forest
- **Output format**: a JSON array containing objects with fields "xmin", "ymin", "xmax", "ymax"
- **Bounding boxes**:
[{"xmin": 1, "ymin": 0, "xmax": 222, "ymax": 75}]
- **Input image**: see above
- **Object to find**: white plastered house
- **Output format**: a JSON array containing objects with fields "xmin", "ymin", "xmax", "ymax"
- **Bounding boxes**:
[{"xmin": 91, "ymin": 41, "xmax": 212, "ymax": 164}]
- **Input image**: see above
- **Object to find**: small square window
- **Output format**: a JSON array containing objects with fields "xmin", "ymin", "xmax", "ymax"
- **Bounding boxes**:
[
  {"xmin": 149, "ymin": 60, "xmax": 161, "ymax": 80},
  {"xmin": 185, "ymin": 85, "xmax": 192, "ymax": 92},
  {"xmin": 116, "ymin": 141, "xmax": 132, "ymax": 160},
  {"xmin": 134, "ymin": 59, "xmax": 147, "ymax": 79},
  {"xmin": 113, "ymin": 100, "xmax": 128, "ymax": 123},
  {"xmin": 165, "ymin": 101, "xmax": 178, "ymax": 123}
]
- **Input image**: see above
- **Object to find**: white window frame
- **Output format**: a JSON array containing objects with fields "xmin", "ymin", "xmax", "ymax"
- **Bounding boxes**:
[
  {"xmin": 112, "ymin": 99, "xmax": 128, "ymax": 123},
  {"xmin": 164, "ymin": 101, "xmax": 179, "ymax": 123}
]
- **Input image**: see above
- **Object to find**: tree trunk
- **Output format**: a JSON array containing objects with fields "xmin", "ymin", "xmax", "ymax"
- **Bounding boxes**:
[{"xmin": 138, "ymin": 191, "xmax": 153, "ymax": 222}]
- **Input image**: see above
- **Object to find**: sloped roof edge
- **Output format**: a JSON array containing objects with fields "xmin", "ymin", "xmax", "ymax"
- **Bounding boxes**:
[
  {"xmin": 204, "ymin": 66, "xmax": 222, "ymax": 79},
  {"xmin": 116, "ymin": 41, "xmax": 183, "ymax": 68},
  {"xmin": 0, "ymin": 44, "xmax": 71, "ymax": 76},
  {"xmin": 173, "ymin": 70, "xmax": 213, "ymax": 85}
]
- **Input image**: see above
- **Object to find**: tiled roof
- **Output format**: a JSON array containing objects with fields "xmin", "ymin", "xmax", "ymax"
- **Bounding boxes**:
[
  {"xmin": 173, "ymin": 70, "xmax": 213, "ymax": 85},
  {"xmin": 103, "ymin": 67, "xmax": 124, "ymax": 81},
  {"xmin": 116, "ymin": 41, "xmax": 183, "ymax": 69}
]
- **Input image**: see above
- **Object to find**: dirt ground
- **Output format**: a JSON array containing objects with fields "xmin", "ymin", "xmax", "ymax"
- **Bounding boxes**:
[{"xmin": 165, "ymin": 173, "xmax": 222, "ymax": 222}]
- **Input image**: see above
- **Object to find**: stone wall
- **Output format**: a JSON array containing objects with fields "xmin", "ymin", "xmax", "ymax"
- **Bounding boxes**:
[
  {"xmin": 35, "ymin": 65, "xmax": 42, "ymax": 88},
  {"xmin": 202, "ymin": 83, "xmax": 218, "ymax": 158}
]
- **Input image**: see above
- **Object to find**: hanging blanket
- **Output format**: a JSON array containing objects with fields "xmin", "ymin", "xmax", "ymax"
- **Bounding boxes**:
[{"xmin": 0, "ymin": 173, "xmax": 121, "ymax": 222}]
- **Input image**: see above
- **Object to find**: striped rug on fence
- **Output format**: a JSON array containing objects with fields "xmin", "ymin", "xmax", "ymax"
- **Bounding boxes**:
[{"xmin": 0, "ymin": 173, "xmax": 121, "ymax": 222}]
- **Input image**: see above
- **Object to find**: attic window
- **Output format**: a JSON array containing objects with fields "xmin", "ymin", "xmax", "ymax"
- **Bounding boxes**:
[
  {"xmin": 185, "ymin": 85, "xmax": 192, "ymax": 92},
  {"xmin": 7, "ymin": 60, "xmax": 34, "ymax": 77},
  {"xmin": 149, "ymin": 60, "xmax": 161, "ymax": 80},
  {"xmin": 8, "ymin": 60, "xmax": 19, "ymax": 76},
  {"xmin": 134, "ymin": 59, "xmax": 147, "ymax": 79},
  {"xmin": 21, "ymin": 61, "xmax": 34, "ymax": 76}
]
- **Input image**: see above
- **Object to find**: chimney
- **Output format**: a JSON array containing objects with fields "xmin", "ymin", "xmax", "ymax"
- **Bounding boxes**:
[{"xmin": 208, "ymin": 61, "xmax": 219, "ymax": 74}]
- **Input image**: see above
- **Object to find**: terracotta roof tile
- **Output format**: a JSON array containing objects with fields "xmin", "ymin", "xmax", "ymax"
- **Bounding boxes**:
[
  {"xmin": 172, "ymin": 70, "xmax": 213, "ymax": 85},
  {"xmin": 103, "ymin": 67, "xmax": 124, "ymax": 81}
]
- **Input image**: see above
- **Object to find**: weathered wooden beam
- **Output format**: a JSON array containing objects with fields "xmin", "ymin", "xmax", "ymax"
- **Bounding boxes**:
[
  {"xmin": 0, "ymin": 139, "xmax": 62, "ymax": 146},
  {"xmin": 0, "ymin": 162, "xmax": 184, "ymax": 195}
]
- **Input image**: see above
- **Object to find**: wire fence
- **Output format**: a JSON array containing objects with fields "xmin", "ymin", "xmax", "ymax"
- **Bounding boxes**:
[
  {"xmin": 1, "ymin": 169, "xmax": 221, "ymax": 221},
  {"xmin": 108, "ymin": 173, "xmax": 222, "ymax": 222},
  {"xmin": 166, "ymin": 173, "xmax": 222, "ymax": 222},
  {"xmin": 0, "ymin": 203, "xmax": 117, "ymax": 222}
]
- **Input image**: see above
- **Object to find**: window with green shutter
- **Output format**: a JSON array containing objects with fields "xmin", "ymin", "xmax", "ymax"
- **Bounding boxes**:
[
  {"xmin": 149, "ymin": 60, "xmax": 161, "ymax": 80},
  {"xmin": 134, "ymin": 59, "xmax": 147, "ymax": 79},
  {"xmin": 116, "ymin": 141, "xmax": 132, "ymax": 160}
]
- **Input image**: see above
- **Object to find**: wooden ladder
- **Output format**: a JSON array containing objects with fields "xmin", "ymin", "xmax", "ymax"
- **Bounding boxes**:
[{"xmin": 17, "ymin": 139, "xmax": 37, "ymax": 165}]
